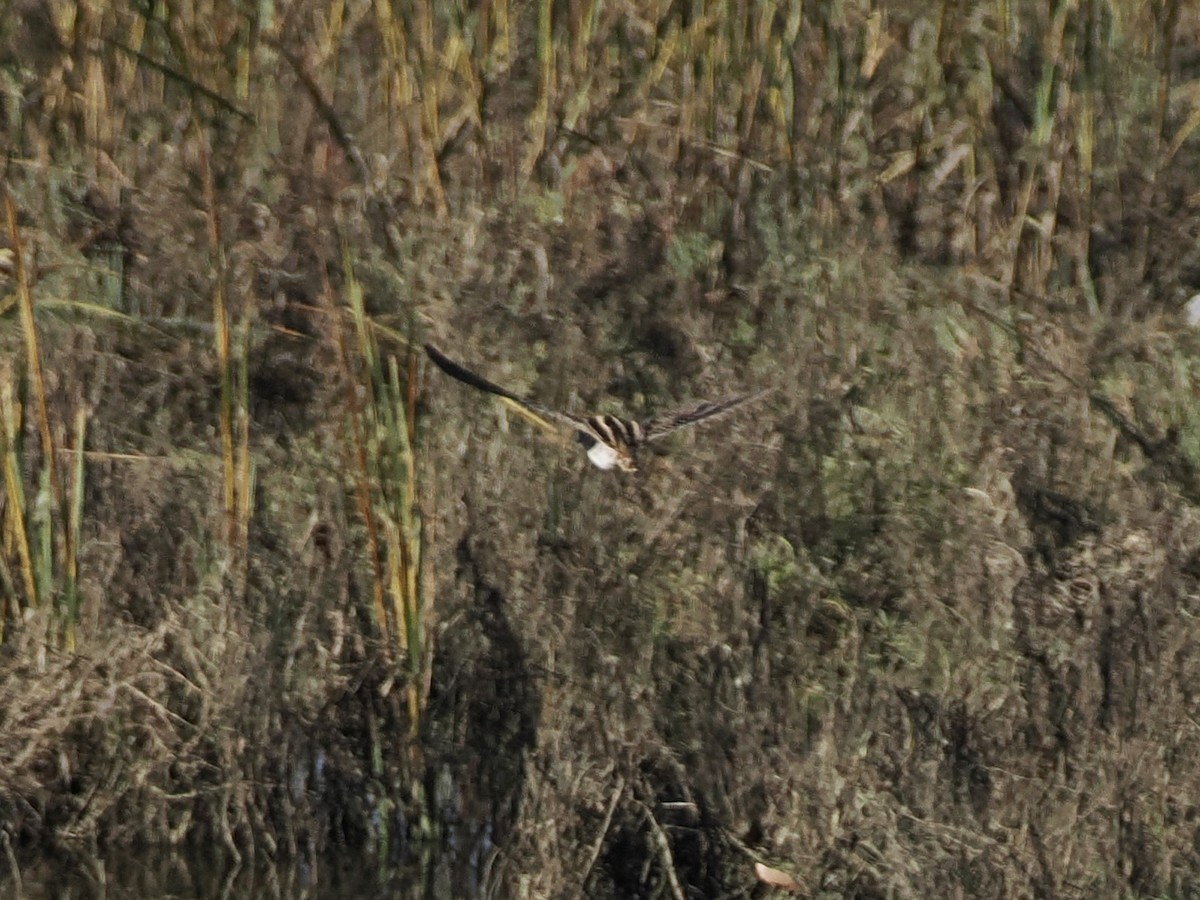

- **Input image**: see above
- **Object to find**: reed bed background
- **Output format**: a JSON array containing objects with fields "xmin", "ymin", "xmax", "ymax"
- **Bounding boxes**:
[{"xmin": 2, "ymin": 0, "xmax": 1200, "ymax": 896}]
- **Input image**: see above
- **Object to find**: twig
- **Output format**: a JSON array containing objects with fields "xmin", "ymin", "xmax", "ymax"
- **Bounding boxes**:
[
  {"xmin": 268, "ymin": 38, "xmax": 369, "ymax": 183},
  {"xmin": 580, "ymin": 776, "xmax": 625, "ymax": 897},
  {"xmin": 106, "ymin": 39, "xmax": 253, "ymax": 122},
  {"xmin": 631, "ymin": 797, "xmax": 686, "ymax": 900},
  {"xmin": 963, "ymin": 293, "xmax": 1200, "ymax": 501},
  {"xmin": 1, "ymin": 829, "xmax": 21, "ymax": 899}
]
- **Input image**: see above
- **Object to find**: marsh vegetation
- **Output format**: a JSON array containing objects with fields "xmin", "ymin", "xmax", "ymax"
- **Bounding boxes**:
[{"xmin": 2, "ymin": 0, "xmax": 1200, "ymax": 896}]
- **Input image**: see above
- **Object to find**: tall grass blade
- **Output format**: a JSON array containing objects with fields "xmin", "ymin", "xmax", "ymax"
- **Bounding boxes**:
[
  {"xmin": 33, "ymin": 466, "xmax": 53, "ymax": 630},
  {"xmin": 0, "ymin": 379, "xmax": 37, "ymax": 611},
  {"xmin": 340, "ymin": 258, "xmax": 392, "ymax": 641},
  {"xmin": 235, "ymin": 310, "xmax": 254, "ymax": 566},
  {"xmin": 521, "ymin": 0, "xmax": 555, "ymax": 181},
  {"xmin": 339, "ymin": 251, "xmax": 429, "ymax": 731},
  {"xmin": 194, "ymin": 124, "xmax": 237, "ymax": 547},
  {"xmin": 4, "ymin": 191, "xmax": 59, "ymax": 512},
  {"xmin": 63, "ymin": 406, "xmax": 86, "ymax": 651}
]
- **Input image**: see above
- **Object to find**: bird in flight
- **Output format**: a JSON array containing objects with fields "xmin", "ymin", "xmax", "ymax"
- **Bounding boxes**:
[{"xmin": 425, "ymin": 343, "xmax": 768, "ymax": 472}]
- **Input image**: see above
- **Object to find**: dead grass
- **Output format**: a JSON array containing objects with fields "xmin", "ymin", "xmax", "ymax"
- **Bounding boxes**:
[{"xmin": 2, "ymin": 0, "xmax": 1200, "ymax": 896}]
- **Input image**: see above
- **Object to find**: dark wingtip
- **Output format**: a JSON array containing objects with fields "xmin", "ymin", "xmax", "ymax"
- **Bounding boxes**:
[
  {"xmin": 421, "ymin": 342, "xmax": 521, "ymax": 401},
  {"xmin": 424, "ymin": 342, "xmax": 458, "ymax": 374}
]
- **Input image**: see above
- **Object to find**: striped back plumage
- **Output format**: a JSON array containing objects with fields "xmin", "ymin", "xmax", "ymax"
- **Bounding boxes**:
[
  {"xmin": 424, "ymin": 343, "xmax": 768, "ymax": 472},
  {"xmin": 585, "ymin": 414, "xmax": 645, "ymax": 449}
]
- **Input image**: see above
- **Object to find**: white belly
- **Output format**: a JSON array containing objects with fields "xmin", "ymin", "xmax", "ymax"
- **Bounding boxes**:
[{"xmin": 586, "ymin": 442, "xmax": 620, "ymax": 469}]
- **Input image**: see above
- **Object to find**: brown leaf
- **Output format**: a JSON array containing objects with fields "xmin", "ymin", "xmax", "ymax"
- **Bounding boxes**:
[{"xmin": 754, "ymin": 861, "xmax": 801, "ymax": 892}]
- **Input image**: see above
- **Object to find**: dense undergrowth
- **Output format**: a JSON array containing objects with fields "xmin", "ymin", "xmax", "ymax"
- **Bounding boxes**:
[{"xmin": 2, "ymin": 0, "xmax": 1200, "ymax": 896}]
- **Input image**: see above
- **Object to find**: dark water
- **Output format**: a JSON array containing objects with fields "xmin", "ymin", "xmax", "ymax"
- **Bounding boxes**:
[
  {"xmin": 13, "ymin": 826, "xmax": 495, "ymax": 899},
  {"xmin": 7, "ymin": 741, "xmax": 507, "ymax": 899},
  {"xmin": 16, "ymin": 857, "xmax": 401, "ymax": 899}
]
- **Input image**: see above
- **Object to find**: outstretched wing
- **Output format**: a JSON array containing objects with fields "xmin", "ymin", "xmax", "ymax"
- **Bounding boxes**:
[
  {"xmin": 643, "ymin": 388, "xmax": 771, "ymax": 442},
  {"xmin": 424, "ymin": 343, "xmax": 594, "ymax": 436}
]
